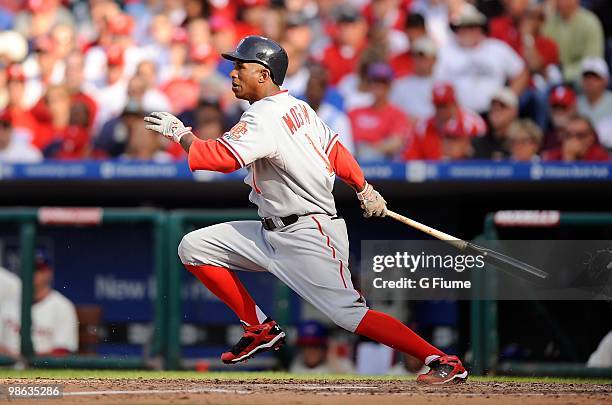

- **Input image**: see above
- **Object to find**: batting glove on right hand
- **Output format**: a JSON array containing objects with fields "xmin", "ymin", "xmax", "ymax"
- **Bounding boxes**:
[
  {"xmin": 357, "ymin": 182, "xmax": 387, "ymax": 218},
  {"xmin": 144, "ymin": 111, "xmax": 192, "ymax": 143}
]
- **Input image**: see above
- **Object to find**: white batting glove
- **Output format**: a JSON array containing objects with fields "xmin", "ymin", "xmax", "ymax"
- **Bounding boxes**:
[
  {"xmin": 357, "ymin": 182, "xmax": 387, "ymax": 218},
  {"xmin": 144, "ymin": 111, "xmax": 192, "ymax": 143}
]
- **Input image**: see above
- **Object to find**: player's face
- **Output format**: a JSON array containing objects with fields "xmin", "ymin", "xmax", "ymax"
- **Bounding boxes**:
[{"xmin": 229, "ymin": 61, "xmax": 269, "ymax": 102}]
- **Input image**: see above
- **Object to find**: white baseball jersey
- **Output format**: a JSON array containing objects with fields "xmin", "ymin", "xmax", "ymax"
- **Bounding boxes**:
[
  {"xmin": 217, "ymin": 90, "xmax": 340, "ymax": 218},
  {"xmin": 0, "ymin": 290, "xmax": 78, "ymax": 354}
]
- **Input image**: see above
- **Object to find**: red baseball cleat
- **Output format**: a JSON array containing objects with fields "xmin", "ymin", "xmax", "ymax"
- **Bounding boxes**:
[
  {"xmin": 221, "ymin": 319, "xmax": 286, "ymax": 364},
  {"xmin": 416, "ymin": 355, "xmax": 468, "ymax": 385}
]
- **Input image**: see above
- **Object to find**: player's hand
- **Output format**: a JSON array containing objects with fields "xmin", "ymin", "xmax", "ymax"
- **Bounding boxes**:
[
  {"xmin": 357, "ymin": 182, "xmax": 387, "ymax": 218},
  {"xmin": 144, "ymin": 111, "xmax": 192, "ymax": 143}
]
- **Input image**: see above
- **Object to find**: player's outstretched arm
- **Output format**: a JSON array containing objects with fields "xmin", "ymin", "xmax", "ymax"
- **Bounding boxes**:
[
  {"xmin": 144, "ymin": 112, "xmax": 241, "ymax": 173},
  {"xmin": 328, "ymin": 141, "xmax": 387, "ymax": 217}
]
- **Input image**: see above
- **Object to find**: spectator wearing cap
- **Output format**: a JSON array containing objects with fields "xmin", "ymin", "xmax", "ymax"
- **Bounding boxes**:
[
  {"xmin": 0, "ymin": 250, "xmax": 78, "ymax": 358},
  {"xmin": 0, "ymin": 109, "xmax": 42, "ymax": 163},
  {"xmin": 436, "ymin": 5, "xmax": 528, "ymax": 114},
  {"xmin": 337, "ymin": 48, "xmax": 383, "ymax": 112},
  {"xmin": 349, "ymin": 63, "xmax": 410, "ymax": 161},
  {"xmin": 543, "ymin": 115, "xmax": 608, "ymax": 162},
  {"xmin": 289, "ymin": 320, "xmax": 355, "ymax": 374},
  {"xmin": 285, "ymin": 12, "xmax": 314, "ymax": 54},
  {"xmin": 209, "ymin": 15, "xmax": 238, "ymax": 78},
  {"xmin": 577, "ymin": 58, "xmax": 612, "ymax": 150},
  {"xmin": 318, "ymin": 5, "xmax": 368, "ymax": 85},
  {"xmin": 545, "ymin": 85, "xmax": 577, "ymax": 150},
  {"xmin": 305, "ymin": 63, "xmax": 355, "ymax": 154},
  {"xmin": 473, "ymin": 87, "xmax": 519, "ymax": 160},
  {"xmin": 404, "ymin": 82, "xmax": 486, "ymax": 160},
  {"xmin": 390, "ymin": 37, "xmax": 438, "ymax": 120},
  {"xmin": 506, "ymin": 119, "xmax": 543, "ymax": 162},
  {"xmin": 543, "ymin": 0, "xmax": 604, "ymax": 83},
  {"xmin": 389, "ymin": 13, "xmax": 428, "ymax": 79},
  {"xmin": 95, "ymin": 98, "xmax": 144, "ymax": 158}
]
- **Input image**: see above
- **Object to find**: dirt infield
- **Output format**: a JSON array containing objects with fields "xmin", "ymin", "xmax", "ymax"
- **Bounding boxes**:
[{"xmin": 3, "ymin": 377, "xmax": 610, "ymax": 405}]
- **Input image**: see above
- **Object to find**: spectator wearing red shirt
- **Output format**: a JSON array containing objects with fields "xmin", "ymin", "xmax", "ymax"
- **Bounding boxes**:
[
  {"xmin": 543, "ymin": 116, "xmax": 608, "ymax": 161},
  {"xmin": 5, "ymin": 64, "xmax": 46, "ymax": 148},
  {"xmin": 319, "ymin": 5, "xmax": 368, "ymax": 85},
  {"xmin": 349, "ymin": 63, "xmax": 409, "ymax": 161},
  {"xmin": 405, "ymin": 82, "xmax": 486, "ymax": 160},
  {"xmin": 390, "ymin": 13, "xmax": 428, "ymax": 79}
]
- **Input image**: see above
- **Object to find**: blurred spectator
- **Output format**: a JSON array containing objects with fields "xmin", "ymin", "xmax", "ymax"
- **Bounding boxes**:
[
  {"xmin": 284, "ymin": 12, "xmax": 314, "ymax": 54},
  {"xmin": 473, "ymin": 87, "xmax": 520, "ymax": 160},
  {"xmin": 577, "ymin": 58, "xmax": 612, "ymax": 150},
  {"xmin": 4, "ymin": 64, "xmax": 42, "ymax": 147},
  {"xmin": 95, "ymin": 100, "xmax": 144, "ymax": 158},
  {"xmin": 587, "ymin": 330, "xmax": 612, "ymax": 368},
  {"xmin": 545, "ymin": 85, "xmax": 577, "ymax": 150},
  {"xmin": 134, "ymin": 61, "xmax": 172, "ymax": 112},
  {"xmin": 235, "ymin": 0, "xmax": 267, "ymax": 38},
  {"xmin": 178, "ymin": 98, "xmax": 228, "ymax": 142},
  {"xmin": 44, "ymin": 101, "xmax": 93, "ymax": 160},
  {"xmin": 405, "ymin": 82, "xmax": 486, "ymax": 160},
  {"xmin": 491, "ymin": 1, "xmax": 561, "ymax": 128},
  {"xmin": 13, "ymin": 0, "xmax": 74, "ymax": 41},
  {"xmin": 0, "ymin": 109, "xmax": 42, "ymax": 163},
  {"xmin": 304, "ymin": 63, "xmax": 354, "ymax": 154},
  {"xmin": 92, "ymin": 45, "xmax": 128, "ymax": 129},
  {"xmin": 281, "ymin": 40, "xmax": 310, "ymax": 99},
  {"xmin": 436, "ymin": 5, "xmax": 528, "ymax": 114},
  {"xmin": 0, "ymin": 251, "xmax": 78, "ymax": 358},
  {"xmin": 349, "ymin": 63, "xmax": 409, "ymax": 161},
  {"xmin": 159, "ymin": 27, "xmax": 190, "ymax": 84},
  {"xmin": 390, "ymin": 13, "xmax": 428, "ymax": 79},
  {"xmin": 390, "ymin": 36, "xmax": 438, "ymax": 120},
  {"xmin": 64, "ymin": 51, "xmax": 97, "ymax": 130},
  {"xmin": 337, "ymin": 48, "xmax": 383, "ymax": 112},
  {"xmin": 289, "ymin": 320, "xmax": 354, "ymax": 374},
  {"xmin": 120, "ymin": 120, "xmax": 172, "ymax": 163},
  {"xmin": 506, "ymin": 119, "xmax": 543, "ymax": 162},
  {"xmin": 542, "ymin": 0, "xmax": 604, "ymax": 83},
  {"xmin": 319, "ymin": 5, "xmax": 368, "ymax": 85},
  {"xmin": 543, "ymin": 116, "xmax": 609, "ymax": 162}
]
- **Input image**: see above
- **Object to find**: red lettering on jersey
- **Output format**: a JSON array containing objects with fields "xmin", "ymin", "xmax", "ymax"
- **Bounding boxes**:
[
  {"xmin": 291, "ymin": 107, "xmax": 303, "ymax": 128},
  {"xmin": 228, "ymin": 121, "xmax": 248, "ymax": 140},
  {"xmin": 300, "ymin": 104, "xmax": 310, "ymax": 125},
  {"xmin": 282, "ymin": 113, "xmax": 297, "ymax": 135}
]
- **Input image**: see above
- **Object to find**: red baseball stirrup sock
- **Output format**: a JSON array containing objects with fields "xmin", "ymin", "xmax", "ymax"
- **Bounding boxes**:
[
  {"xmin": 355, "ymin": 310, "xmax": 445, "ymax": 362},
  {"xmin": 185, "ymin": 264, "xmax": 263, "ymax": 326}
]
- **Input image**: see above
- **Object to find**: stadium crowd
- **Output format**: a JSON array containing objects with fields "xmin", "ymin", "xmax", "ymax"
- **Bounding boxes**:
[{"xmin": 0, "ymin": 0, "xmax": 611, "ymax": 164}]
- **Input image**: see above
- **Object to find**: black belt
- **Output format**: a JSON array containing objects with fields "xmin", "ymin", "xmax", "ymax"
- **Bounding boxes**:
[{"xmin": 261, "ymin": 213, "xmax": 338, "ymax": 231}]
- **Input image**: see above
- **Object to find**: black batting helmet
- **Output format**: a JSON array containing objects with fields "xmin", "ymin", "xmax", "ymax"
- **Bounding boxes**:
[{"xmin": 222, "ymin": 36, "xmax": 289, "ymax": 86}]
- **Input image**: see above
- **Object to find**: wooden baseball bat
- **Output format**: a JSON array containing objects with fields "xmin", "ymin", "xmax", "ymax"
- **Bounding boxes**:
[{"xmin": 386, "ymin": 209, "xmax": 549, "ymax": 280}]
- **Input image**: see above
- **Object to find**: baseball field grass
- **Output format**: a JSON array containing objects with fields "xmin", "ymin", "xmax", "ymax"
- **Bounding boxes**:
[{"xmin": 1, "ymin": 369, "xmax": 611, "ymax": 404}]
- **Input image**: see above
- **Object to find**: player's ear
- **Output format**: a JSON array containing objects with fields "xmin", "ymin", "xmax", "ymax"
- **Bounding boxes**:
[{"xmin": 259, "ymin": 68, "xmax": 270, "ymax": 83}]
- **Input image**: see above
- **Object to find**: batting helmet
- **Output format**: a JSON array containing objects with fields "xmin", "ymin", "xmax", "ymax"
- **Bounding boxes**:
[{"xmin": 222, "ymin": 36, "xmax": 289, "ymax": 86}]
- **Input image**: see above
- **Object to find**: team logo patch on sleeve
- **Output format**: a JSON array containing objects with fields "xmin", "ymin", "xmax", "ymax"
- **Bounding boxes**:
[{"xmin": 227, "ymin": 121, "xmax": 248, "ymax": 140}]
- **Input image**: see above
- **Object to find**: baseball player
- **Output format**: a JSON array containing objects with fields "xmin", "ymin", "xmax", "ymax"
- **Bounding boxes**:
[{"xmin": 145, "ymin": 36, "xmax": 467, "ymax": 384}]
